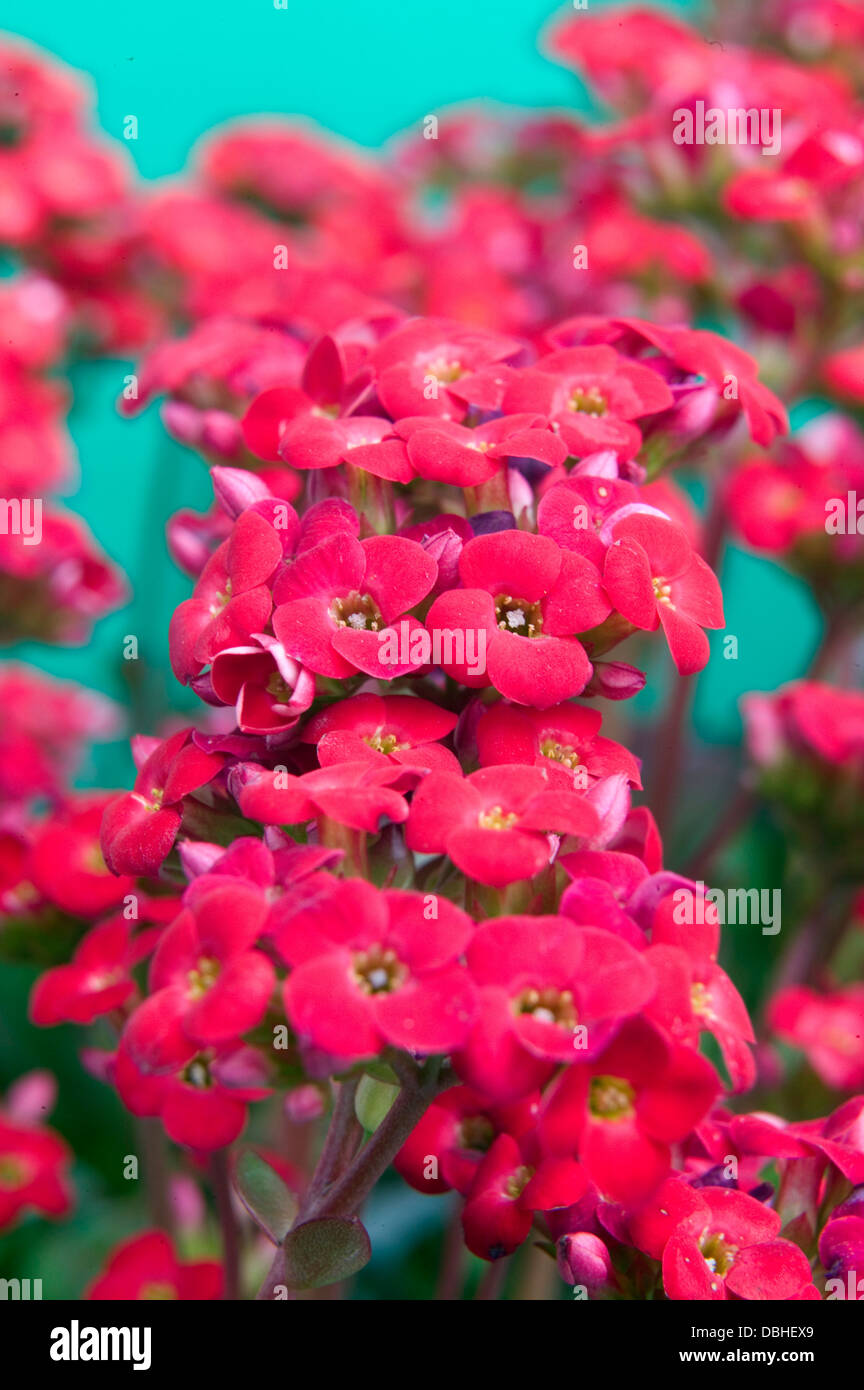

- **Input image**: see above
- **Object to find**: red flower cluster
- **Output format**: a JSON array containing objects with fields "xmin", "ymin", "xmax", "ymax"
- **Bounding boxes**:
[{"xmin": 7, "ymin": 7, "xmax": 864, "ymax": 1308}]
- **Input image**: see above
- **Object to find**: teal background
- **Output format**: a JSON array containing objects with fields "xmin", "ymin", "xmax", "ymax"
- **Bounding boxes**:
[{"xmin": 1, "ymin": 0, "xmax": 822, "ymax": 789}]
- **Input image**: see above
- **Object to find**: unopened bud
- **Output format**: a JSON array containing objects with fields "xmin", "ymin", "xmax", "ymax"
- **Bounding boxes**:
[{"xmin": 557, "ymin": 1232, "xmax": 615, "ymax": 1292}]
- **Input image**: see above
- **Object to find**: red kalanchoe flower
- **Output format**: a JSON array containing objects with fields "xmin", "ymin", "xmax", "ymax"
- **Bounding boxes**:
[
  {"xmin": 406, "ymin": 764, "xmax": 600, "ymax": 887},
  {"xmin": 101, "ymin": 729, "xmax": 225, "ymax": 878},
  {"xmin": 819, "ymin": 1211, "xmax": 864, "ymax": 1289},
  {"xmin": 462, "ymin": 1132, "xmax": 589, "ymax": 1261},
  {"xmin": 241, "ymin": 332, "xmax": 373, "ymax": 464},
  {"xmin": 276, "ymin": 881, "xmax": 477, "ymax": 1059},
  {"xmin": 122, "ymin": 883, "xmax": 275, "ymax": 1073},
  {"xmin": 643, "ymin": 942, "xmax": 756, "ymax": 1092},
  {"xmin": 87, "ymin": 1230, "xmax": 223, "ymax": 1300},
  {"xmin": 0, "ymin": 1112, "xmax": 73, "ymax": 1229},
  {"xmin": 631, "ymin": 1178, "xmax": 814, "ymax": 1301},
  {"xmin": 395, "ymin": 1085, "xmax": 539, "ymax": 1196},
  {"xmin": 475, "ymin": 700, "xmax": 641, "ymax": 790},
  {"xmin": 0, "ymin": 664, "xmax": 119, "ymax": 804},
  {"xmin": 368, "ymin": 316, "xmax": 523, "ymax": 420},
  {"xmin": 768, "ymin": 985, "xmax": 864, "ymax": 1090},
  {"xmin": 558, "ymin": 848, "xmax": 652, "ymax": 947},
  {"xmin": 231, "ymin": 759, "xmax": 410, "ymax": 833},
  {"xmin": 537, "ymin": 472, "xmax": 640, "ymax": 567},
  {"xmin": 28, "ymin": 793, "xmax": 136, "ymax": 917},
  {"xmin": 539, "ymin": 1018, "xmax": 721, "ymax": 1204},
  {"xmin": 363, "ymin": 412, "xmax": 567, "ymax": 488},
  {"xmin": 273, "ymin": 531, "xmax": 437, "ymax": 680},
  {"xmin": 301, "ymin": 692, "xmax": 459, "ymax": 774},
  {"xmin": 603, "ymin": 513, "xmax": 723, "ymax": 674},
  {"xmin": 501, "ymin": 345, "xmax": 674, "ymax": 460},
  {"xmin": 29, "ymin": 915, "xmax": 160, "ymax": 1026},
  {"xmin": 543, "ymin": 316, "xmax": 788, "ymax": 449},
  {"xmin": 169, "ymin": 506, "xmax": 292, "ymax": 683},
  {"xmin": 113, "ymin": 1039, "xmax": 270, "ymax": 1151},
  {"xmin": 455, "ymin": 915, "xmax": 656, "ymax": 1101},
  {"xmin": 426, "ymin": 530, "xmax": 608, "ymax": 706},
  {"xmin": 208, "ymin": 637, "xmax": 315, "ymax": 734}
]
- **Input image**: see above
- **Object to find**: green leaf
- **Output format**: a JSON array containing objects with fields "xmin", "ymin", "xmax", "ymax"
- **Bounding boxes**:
[
  {"xmin": 232, "ymin": 1150, "xmax": 297, "ymax": 1244},
  {"xmin": 282, "ymin": 1216, "xmax": 371, "ymax": 1290},
  {"xmin": 355, "ymin": 1074, "xmax": 399, "ymax": 1132}
]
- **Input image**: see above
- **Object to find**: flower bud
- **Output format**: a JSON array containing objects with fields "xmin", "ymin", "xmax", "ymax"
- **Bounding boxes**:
[
  {"xmin": 211, "ymin": 465, "xmax": 273, "ymax": 519},
  {"xmin": 557, "ymin": 1232, "xmax": 615, "ymax": 1292},
  {"xmin": 583, "ymin": 661, "xmax": 646, "ymax": 701}
]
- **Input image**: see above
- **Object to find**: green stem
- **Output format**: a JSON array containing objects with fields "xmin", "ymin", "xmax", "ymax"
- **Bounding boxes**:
[
  {"xmin": 301, "ymin": 1080, "xmax": 362, "ymax": 1215},
  {"xmin": 257, "ymin": 1059, "xmax": 451, "ymax": 1299},
  {"xmin": 210, "ymin": 1150, "xmax": 241, "ymax": 1300}
]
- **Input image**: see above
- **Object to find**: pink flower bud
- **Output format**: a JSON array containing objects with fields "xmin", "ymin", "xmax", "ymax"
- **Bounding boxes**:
[
  {"xmin": 664, "ymin": 382, "xmax": 720, "ymax": 440},
  {"xmin": 166, "ymin": 510, "xmax": 214, "ymax": 578},
  {"xmin": 177, "ymin": 840, "xmax": 225, "ymax": 879},
  {"xmin": 572, "ymin": 450, "xmax": 619, "ymax": 479},
  {"xmin": 557, "ymin": 1232, "xmax": 614, "ymax": 1292},
  {"xmin": 5, "ymin": 1069, "xmax": 57, "ymax": 1123},
  {"xmin": 422, "ymin": 526, "xmax": 464, "ymax": 594},
  {"xmin": 211, "ymin": 465, "xmax": 273, "ymax": 519},
  {"xmin": 169, "ymin": 1174, "xmax": 207, "ymax": 1231},
  {"xmin": 740, "ymin": 692, "xmax": 786, "ymax": 766},
  {"xmin": 284, "ymin": 1084, "xmax": 327, "ymax": 1123},
  {"xmin": 201, "ymin": 410, "xmax": 243, "ymax": 460},
  {"xmin": 162, "ymin": 400, "xmax": 203, "ymax": 448},
  {"xmin": 586, "ymin": 772, "xmax": 631, "ymax": 848},
  {"xmin": 583, "ymin": 661, "xmax": 646, "ymax": 701}
]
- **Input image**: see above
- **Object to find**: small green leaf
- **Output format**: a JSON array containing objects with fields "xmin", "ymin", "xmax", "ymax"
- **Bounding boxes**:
[
  {"xmin": 282, "ymin": 1216, "xmax": 371, "ymax": 1290},
  {"xmin": 355, "ymin": 1074, "xmax": 399, "ymax": 1132},
  {"xmin": 233, "ymin": 1150, "xmax": 297, "ymax": 1244}
]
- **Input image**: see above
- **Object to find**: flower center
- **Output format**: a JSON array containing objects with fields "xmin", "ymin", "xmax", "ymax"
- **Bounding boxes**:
[
  {"xmin": 331, "ymin": 591, "xmax": 383, "ymax": 632},
  {"xmin": 141, "ymin": 786, "xmax": 165, "ymax": 812},
  {"xmin": 352, "ymin": 944, "xmax": 406, "ymax": 995},
  {"xmin": 652, "ymin": 576, "xmax": 673, "ymax": 606},
  {"xmin": 539, "ymin": 737, "xmax": 584, "ymax": 772},
  {"xmin": 141, "ymin": 1282, "xmax": 179, "ymax": 1300},
  {"xmin": 266, "ymin": 672, "xmax": 295, "ymax": 702},
  {"xmin": 459, "ymin": 1115, "xmax": 496, "ymax": 1152},
  {"xmin": 505, "ymin": 1164, "xmax": 534, "ymax": 1200},
  {"xmin": 426, "ymin": 357, "xmax": 464, "ymax": 384},
  {"xmin": 517, "ymin": 987, "xmax": 578, "ymax": 1029},
  {"xmin": 690, "ymin": 981, "xmax": 711, "ymax": 1017},
  {"xmin": 365, "ymin": 728, "xmax": 406, "ymax": 754},
  {"xmin": 478, "ymin": 804, "xmax": 519, "ymax": 831},
  {"xmin": 569, "ymin": 386, "xmax": 608, "ymax": 416},
  {"xmin": 0, "ymin": 1155, "xmax": 31, "ymax": 1189},
  {"xmin": 589, "ymin": 1074, "xmax": 635, "ymax": 1120},
  {"xmin": 182, "ymin": 1059, "xmax": 212, "ymax": 1088},
  {"xmin": 211, "ymin": 579, "xmax": 232, "ymax": 616},
  {"xmin": 187, "ymin": 957, "xmax": 221, "ymax": 998},
  {"xmin": 82, "ymin": 844, "xmax": 110, "ymax": 875},
  {"xmin": 699, "ymin": 1231, "xmax": 737, "ymax": 1277},
  {"xmin": 495, "ymin": 594, "xmax": 543, "ymax": 637}
]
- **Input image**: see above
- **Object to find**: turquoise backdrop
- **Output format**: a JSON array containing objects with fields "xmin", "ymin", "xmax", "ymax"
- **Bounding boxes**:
[{"xmin": 2, "ymin": 0, "xmax": 822, "ymax": 789}]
